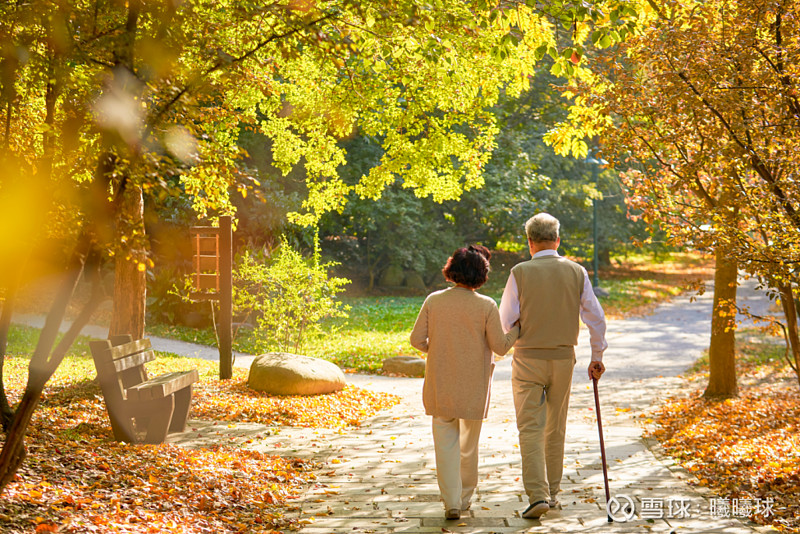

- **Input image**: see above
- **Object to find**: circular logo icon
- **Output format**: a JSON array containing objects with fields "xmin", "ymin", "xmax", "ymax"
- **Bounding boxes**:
[{"xmin": 607, "ymin": 494, "xmax": 636, "ymax": 522}]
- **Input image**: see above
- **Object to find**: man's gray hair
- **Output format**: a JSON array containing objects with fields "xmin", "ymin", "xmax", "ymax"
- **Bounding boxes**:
[{"xmin": 525, "ymin": 213, "xmax": 560, "ymax": 243}]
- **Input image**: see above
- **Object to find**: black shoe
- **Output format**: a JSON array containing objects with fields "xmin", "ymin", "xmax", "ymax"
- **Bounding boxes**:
[
  {"xmin": 522, "ymin": 500, "xmax": 549, "ymax": 519},
  {"xmin": 445, "ymin": 508, "xmax": 460, "ymax": 520}
]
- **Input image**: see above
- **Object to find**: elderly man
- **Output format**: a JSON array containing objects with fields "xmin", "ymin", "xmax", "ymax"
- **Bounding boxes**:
[{"xmin": 499, "ymin": 213, "xmax": 607, "ymax": 519}]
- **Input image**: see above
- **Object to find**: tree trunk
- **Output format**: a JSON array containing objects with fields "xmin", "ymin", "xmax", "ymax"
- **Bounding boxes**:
[
  {"xmin": 599, "ymin": 248, "xmax": 611, "ymax": 267},
  {"xmin": 0, "ymin": 284, "xmax": 17, "ymax": 431},
  {"xmin": 107, "ymin": 0, "xmax": 146, "ymax": 341},
  {"xmin": 0, "ymin": 233, "xmax": 88, "ymax": 493},
  {"xmin": 0, "ymin": 249, "xmax": 105, "ymax": 494},
  {"xmin": 703, "ymin": 248, "xmax": 738, "ymax": 398},
  {"xmin": 109, "ymin": 183, "xmax": 146, "ymax": 341},
  {"xmin": 0, "ymin": 392, "xmax": 31, "ymax": 490},
  {"xmin": 777, "ymin": 283, "xmax": 800, "ymax": 389},
  {"xmin": 0, "ymin": 9, "xmax": 70, "ymax": 486}
]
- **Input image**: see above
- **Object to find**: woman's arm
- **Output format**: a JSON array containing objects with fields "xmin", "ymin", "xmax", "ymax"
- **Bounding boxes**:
[
  {"xmin": 409, "ymin": 300, "xmax": 430, "ymax": 353},
  {"xmin": 486, "ymin": 304, "xmax": 519, "ymax": 356}
]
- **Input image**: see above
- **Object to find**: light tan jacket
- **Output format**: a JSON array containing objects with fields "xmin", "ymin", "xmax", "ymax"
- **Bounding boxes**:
[{"xmin": 410, "ymin": 287, "xmax": 520, "ymax": 420}]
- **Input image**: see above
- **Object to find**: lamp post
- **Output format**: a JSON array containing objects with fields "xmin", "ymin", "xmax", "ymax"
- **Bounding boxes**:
[{"xmin": 585, "ymin": 153, "xmax": 609, "ymax": 297}]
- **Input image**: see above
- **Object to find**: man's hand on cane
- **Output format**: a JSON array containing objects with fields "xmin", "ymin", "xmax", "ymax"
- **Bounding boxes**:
[{"xmin": 588, "ymin": 361, "xmax": 605, "ymax": 381}]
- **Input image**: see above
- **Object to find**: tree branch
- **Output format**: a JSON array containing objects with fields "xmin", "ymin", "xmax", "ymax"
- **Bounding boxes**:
[
  {"xmin": 625, "ymin": 116, "xmax": 722, "ymax": 209},
  {"xmin": 148, "ymin": 12, "xmax": 337, "ymax": 128},
  {"xmin": 3, "ymin": 102, "xmax": 10, "ymax": 151},
  {"xmin": 772, "ymin": 4, "xmax": 800, "ymax": 117},
  {"xmin": 43, "ymin": 253, "xmax": 108, "ymax": 377},
  {"xmin": 669, "ymin": 57, "xmax": 800, "ymax": 229},
  {"xmin": 674, "ymin": 68, "xmax": 748, "ymax": 152}
]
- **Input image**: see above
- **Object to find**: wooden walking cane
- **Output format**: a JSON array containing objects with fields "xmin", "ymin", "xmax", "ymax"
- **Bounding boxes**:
[{"xmin": 592, "ymin": 377, "xmax": 613, "ymax": 522}]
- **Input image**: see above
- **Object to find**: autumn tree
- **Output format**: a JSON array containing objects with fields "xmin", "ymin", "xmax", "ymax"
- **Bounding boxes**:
[{"xmin": 547, "ymin": 0, "xmax": 800, "ymax": 394}]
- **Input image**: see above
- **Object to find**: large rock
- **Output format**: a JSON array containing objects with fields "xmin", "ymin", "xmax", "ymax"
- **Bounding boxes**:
[
  {"xmin": 403, "ymin": 271, "xmax": 427, "ymax": 292},
  {"xmin": 382, "ymin": 355, "xmax": 426, "ymax": 377},
  {"xmin": 379, "ymin": 264, "xmax": 405, "ymax": 287},
  {"xmin": 248, "ymin": 353, "xmax": 346, "ymax": 396}
]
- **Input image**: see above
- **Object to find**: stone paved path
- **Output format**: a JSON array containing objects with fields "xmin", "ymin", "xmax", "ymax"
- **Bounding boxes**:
[
  {"xmin": 14, "ymin": 280, "xmax": 781, "ymax": 533},
  {"xmin": 169, "ymin": 280, "xmax": 778, "ymax": 533}
]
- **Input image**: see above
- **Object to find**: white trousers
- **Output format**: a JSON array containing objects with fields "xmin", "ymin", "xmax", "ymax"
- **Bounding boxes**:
[{"xmin": 431, "ymin": 416, "xmax": 484, "ymax": 510}]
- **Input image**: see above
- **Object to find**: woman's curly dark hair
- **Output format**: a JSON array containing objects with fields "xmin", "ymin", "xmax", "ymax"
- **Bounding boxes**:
[{"xmin": 442, "ymin": 245, "xmax": 492, "ymax": 289}]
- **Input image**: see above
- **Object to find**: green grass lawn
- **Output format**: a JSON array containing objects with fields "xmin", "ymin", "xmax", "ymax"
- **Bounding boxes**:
[
  {"xmin": 147, "ymin": 296, "xmax": 427, "ymax": 372},
  {"xmin": 688, "ymin": 326, "xmax": 792, "ymax": 376}
]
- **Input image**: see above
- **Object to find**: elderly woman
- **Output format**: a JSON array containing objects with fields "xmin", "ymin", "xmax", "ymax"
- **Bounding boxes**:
[{"xmin": 410, "ymin": 245, "xmax": 519, "ymax": 520}]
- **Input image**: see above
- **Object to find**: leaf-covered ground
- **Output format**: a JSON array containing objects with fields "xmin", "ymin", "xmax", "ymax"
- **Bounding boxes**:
[
  {"xmin": 192, "ymin": 369, "xmax": 399, "ymax": 427},
  {"xmin": 4, "ymin": 437, "xmax": 314, "ymax": 533},
  {"xmin": 0, "ymin": 334, "xmax": 399, "ymax": 533},
  {"xmin": 647, "ymin": 331, "xmax": 800, "ymax": 533}
]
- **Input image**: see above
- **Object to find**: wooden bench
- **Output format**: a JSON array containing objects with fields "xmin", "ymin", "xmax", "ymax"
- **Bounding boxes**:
[{"xmin": 89, "ymin": 335, "xmax": 199, "ymax": 444}]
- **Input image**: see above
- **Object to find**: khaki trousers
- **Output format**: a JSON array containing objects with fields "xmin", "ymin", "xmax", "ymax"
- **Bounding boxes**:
[
  {"xmin": 432, "ymin": 417, "xmax": 483, "ymax": 510},
  {"xmin": 511, "ymin": 355, "xmax": 575, "ymax": 504}
]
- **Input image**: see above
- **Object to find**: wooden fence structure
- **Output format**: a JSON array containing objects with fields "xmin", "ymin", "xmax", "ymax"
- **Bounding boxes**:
[{"xmin": 189, "ymin": 216, "xmax": 233, "ymax": 379}]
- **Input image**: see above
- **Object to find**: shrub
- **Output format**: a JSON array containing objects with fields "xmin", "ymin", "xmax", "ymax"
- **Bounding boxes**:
[{"xmin": 233, "ymin": 237, "xmax": 349, "ymax": 354}]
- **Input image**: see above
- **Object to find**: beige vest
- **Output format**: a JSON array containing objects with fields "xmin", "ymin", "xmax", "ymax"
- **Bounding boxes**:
[{"xmin": 512, "ymin": 255, "xmax": 585, "ymax": 359}]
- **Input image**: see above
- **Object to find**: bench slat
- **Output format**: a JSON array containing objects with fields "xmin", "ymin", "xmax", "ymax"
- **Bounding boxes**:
[
  {"xmin": 126, "ymin": 369, "xmax": 200, "ymax": 402},
  {"xmin": 108, "ymin": 339, "xmax": 152, "ymax": 361},
  {"xmin": 113, "ymin": 350, "xmax": 157, "ymax": 373}
]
